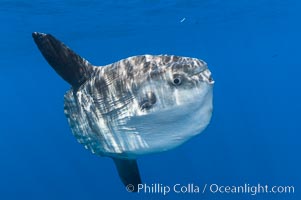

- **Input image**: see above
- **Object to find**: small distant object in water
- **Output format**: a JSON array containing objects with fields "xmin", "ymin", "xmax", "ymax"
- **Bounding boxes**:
[
  {"xmin": 272, "ymin": 54, "xmax": 278, "ymax": 58},
  {"xmin": 180, "ymin": 17, "xmax": 186, "ymax": 23}
]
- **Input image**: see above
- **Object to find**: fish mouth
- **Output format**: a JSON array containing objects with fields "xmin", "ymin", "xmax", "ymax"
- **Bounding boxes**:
[
  {"xmin": 192, "ymin": 67, "xmax": 214, "ymax": 85},
  {"xmin": 201, "ymin": 69, "xmax": 214, "ymax": 84}
]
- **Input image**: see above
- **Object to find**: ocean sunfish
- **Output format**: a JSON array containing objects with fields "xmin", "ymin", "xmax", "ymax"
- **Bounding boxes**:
[{"xmin": 32, "ymin": 32, "xmax": 214, "ymax": 192}]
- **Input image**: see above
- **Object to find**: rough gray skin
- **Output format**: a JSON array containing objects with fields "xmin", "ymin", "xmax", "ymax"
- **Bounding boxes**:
[
  {"xmin": 32, "ymin": 32, "xmax": 214, "ymax": 192},
  {"xmin": 64, "ymin": 55, "xmax": 213, "ymax": 159}
]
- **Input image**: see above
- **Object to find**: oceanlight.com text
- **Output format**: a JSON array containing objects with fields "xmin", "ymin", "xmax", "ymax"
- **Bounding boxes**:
[{"xmin": 208, "ymin": 183, "xmax": 294, "ymax": 196}]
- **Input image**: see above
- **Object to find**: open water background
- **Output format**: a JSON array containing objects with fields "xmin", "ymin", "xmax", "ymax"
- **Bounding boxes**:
[{"xmin": 0, "ymin": 0, "xmax": 300, "ymax": 199}]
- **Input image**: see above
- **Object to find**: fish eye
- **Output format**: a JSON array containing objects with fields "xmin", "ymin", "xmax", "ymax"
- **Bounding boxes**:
[{"xmin": 173, "ymin": 77, "xmax": 182, "ymax": 85}]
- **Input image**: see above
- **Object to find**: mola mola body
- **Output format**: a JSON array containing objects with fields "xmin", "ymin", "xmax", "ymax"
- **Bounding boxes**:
[{"xmin": 32, "ymin": 32, "xmax": 214, "ymax": 192}]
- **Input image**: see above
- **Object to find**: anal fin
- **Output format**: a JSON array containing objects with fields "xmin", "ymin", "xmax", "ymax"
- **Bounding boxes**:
[{"xmin": 113, "ymin": 158, "xmax": 142, "ymax": 192}]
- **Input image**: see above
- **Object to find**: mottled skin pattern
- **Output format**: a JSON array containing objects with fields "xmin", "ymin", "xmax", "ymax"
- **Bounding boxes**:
[
  {"xmin": 32, "ymin": 31, "xmax": 214, "ymax": 189},
  {"xmin": 64, "ymin": 55, "xmax": 214, "ymax": 159}
]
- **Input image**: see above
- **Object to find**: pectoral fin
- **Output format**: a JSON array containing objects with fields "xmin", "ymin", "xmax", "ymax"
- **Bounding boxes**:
[{"xmin": 113, "ymin": 158, "xmax": 142, "ymax": 192}]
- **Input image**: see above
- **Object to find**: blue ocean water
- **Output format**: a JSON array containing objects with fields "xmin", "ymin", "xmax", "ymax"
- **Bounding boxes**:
[{"xmin": 0, "ymin": 0, "xmax": 300, "ymax": 199}]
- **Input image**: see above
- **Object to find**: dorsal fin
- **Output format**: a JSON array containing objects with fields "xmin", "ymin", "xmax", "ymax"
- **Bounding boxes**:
[{"xmin": 32, "ymin": 32, "xmax": 94, "ymax": 89}]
